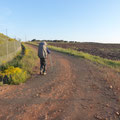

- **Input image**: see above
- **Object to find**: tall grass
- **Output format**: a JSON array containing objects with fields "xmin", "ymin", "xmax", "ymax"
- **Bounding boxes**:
[
  {"xmin": 0, "ymin": 43, "xmax": 38, "ymax": 85},
  {"xmin": 0, "ymin": 33, "xmax": 16, "ymax": 44},
  {"xmin": 48, "ymin": 45, "xmax": 120, "ymax": 71},
  {"xmin": 20, "ymin": 44, "xmax": 38, "ymax": 74},
  {"xmin": 27, "ymin": 42, "xmax": 120, "ymax": 71},
  {"xmin": 0, "ymin": 33, "xmax": 21, "ymax": 65}
]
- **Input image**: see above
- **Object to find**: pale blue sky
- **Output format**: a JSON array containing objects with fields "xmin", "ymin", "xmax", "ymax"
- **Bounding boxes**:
[{"xmin": 0, "ymin": 0, "xmax": 120, "ymax": 43}]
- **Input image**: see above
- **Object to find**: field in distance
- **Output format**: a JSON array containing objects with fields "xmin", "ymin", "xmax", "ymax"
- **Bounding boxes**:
[{"xmin": 48, "ymin": 42, "xmax": 120, "ymax": 60}]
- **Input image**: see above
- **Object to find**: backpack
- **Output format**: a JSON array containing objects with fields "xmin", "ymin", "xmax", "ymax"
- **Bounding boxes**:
[{"xmin": 38, "ymin": 42, "xmax": 47, "ymax": 58}]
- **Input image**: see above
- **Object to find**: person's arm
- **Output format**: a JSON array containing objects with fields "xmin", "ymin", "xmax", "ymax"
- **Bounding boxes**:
[
  {"xmin": 47, "ymin": 48, "xmax": 51, "ymax": 54},
  {"xmin": 38, "ymin": 45, "xmax": 40, "ymax": 57}
]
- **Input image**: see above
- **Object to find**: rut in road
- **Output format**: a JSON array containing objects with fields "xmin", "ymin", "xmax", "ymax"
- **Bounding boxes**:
[{"xmin": 0, "ymin": 45, "xmax": 120, "ymax": 120}]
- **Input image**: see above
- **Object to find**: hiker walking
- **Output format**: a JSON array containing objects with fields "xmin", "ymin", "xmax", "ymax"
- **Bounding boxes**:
[{"xmin": 38, "ymin": 41, "xmax": 50, "ymax": 75}]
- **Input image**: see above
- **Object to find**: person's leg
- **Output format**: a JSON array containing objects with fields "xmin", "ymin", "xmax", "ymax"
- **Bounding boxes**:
[
  {"xmin": 40, "ymin": 58, "xmax": 44, "ymax": 74},
  {"xmin": 43, "ymin": 58, "xmax": 46, "ymax": 74}
]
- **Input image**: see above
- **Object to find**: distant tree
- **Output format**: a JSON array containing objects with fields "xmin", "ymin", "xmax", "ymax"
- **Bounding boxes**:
[
  {"xmin": 64, "ymin": 41, "xmax": 68, "ymax": 43},
  {"xmin": 69, "ymin": 41, "xmax": 75, "ymax": 43},
  {"xmin": 31, "ymin": 39, "xmax": 36, "ymax": 42},
  {"xmin": 53, "ymin": 40, "xmax": 65, "ymax": 42},
  {"xmin": 53, "ymin": 40, "xmax": 58, "ymax": 42}
]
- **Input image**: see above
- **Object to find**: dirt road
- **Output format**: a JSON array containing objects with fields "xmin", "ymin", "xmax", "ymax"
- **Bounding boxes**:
[{"xmin": 0, "ymin": 45, "xmax": 120, "ymax": 120}]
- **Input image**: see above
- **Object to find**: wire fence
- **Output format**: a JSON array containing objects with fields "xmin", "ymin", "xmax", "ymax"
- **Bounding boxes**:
[{"xmin": 0, "ymin": 41, "xmax": 21, "ymax": 65}]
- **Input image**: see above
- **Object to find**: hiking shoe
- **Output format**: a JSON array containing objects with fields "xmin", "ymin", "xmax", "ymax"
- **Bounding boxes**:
[
  {"xmin": 40, "ymin": 72, "xmax": 42, "ymax": 75},
  {"xmin": 43, "ymin": 72, "xmax": 47, "ymax": 75},
  {"xmin": 40, "ymin": 69, "xmax": 43, "ymax": 75}
]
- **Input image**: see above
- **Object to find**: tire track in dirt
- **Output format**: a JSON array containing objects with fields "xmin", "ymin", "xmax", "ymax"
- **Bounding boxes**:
[{"xmin": 0, "ymin": 44, "xmax": 120, "ymax": 120}]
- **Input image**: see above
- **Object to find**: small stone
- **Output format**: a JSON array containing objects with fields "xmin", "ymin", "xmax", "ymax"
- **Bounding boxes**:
[
  {"xmin": 36, "ymin": 94, "xmax": 39, "ymax": 97},
  {"xmin": 105, "ymin": 118, "xmax": 108, "ymax": 120},
  {"xmin": 106, "ymin": 104, "xmax": 109, "ymax": 107},
  {"xmin": 116, "ymin": 112, "xmax": 120, "ymax": 116},
  {"xmin": 110, "ymin": 85, "xmax": 113, "ymax": 89},
  {"xmin": 94, "ymin": 115, "xmax": 102, "ymax": 120}
]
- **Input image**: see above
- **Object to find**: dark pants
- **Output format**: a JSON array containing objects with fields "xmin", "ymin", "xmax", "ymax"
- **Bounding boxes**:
[{"xmin": 40, "ymin": 58, "xmax": 46, "ymax": 72}]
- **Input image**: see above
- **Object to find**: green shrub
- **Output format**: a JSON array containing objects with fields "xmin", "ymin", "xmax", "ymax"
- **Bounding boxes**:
[
  {"xmin": 20, "ymin": 45, "xmax": 38, "ymax": 74},
  {"xmin": 0, "ymin": 66, "xmax": 27, "ymax": 85},
  {"xmin": 0, "ymin": 43, "xmax": 38, "ymax": 85}
]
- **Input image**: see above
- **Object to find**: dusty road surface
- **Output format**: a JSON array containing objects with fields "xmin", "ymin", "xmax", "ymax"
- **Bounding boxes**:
[{"xmin": 0, "ymin": 44, "xmax": 120, "ymax": 120}]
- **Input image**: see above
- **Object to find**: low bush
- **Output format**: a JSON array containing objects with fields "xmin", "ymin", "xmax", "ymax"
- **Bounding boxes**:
[
  {"xmin": 20, "ymin": 45, "xmax": 38, "ymax": 74},
  {"xmin": 0, "ymin": 44, "xmax": 38, "ymax": 85},
  {"xmin": 0, "ymin": 66, "xmax": 27, "ymax": 85}
]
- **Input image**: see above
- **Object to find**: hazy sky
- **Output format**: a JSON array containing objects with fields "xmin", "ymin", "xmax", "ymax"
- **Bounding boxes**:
[{"xmin": 0, "ymin": 0, "xmax": 120, "ymax": 43}]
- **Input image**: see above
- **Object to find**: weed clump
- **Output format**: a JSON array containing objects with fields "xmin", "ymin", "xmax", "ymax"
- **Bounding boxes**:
[
  {"xmin": 0, "ymin": 66, "xmax": 27, "ymax": 85},
  {"xmin": 0, "ymin": 44, "xmax": 38, "ymax": 85}
]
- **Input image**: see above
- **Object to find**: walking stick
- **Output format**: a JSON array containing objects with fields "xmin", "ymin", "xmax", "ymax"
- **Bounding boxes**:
[{"xmin": 49, "ymin": 54, "xmax": 53, "ymax": 71}]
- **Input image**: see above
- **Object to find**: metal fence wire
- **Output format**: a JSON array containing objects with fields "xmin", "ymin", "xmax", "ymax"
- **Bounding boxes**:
[{"xmin": 0, "ymin": 41, "xmax": 21, "ymax": 65}]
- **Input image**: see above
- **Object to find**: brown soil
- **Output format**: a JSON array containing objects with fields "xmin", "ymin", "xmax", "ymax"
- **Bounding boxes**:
[
  {"xmin": 0, "ymin": 44, "xmax": 120, "ymax": 120},
  {"xmin": 49, "ymin": 42, "xmax": 120, "ymax": 60}
]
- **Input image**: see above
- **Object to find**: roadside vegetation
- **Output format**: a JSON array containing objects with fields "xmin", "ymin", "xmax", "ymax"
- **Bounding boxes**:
[
  {"xmin": 28, "ymin": 41, "xmax": 120, "ymax": 71},
  {"xmin": 0, "ymin": 44, "xmax": 38, "ymax": 85},
  {"xmin": 48, "ymin": 42, "xmax": 120, "ymax": 60},
  {"xmin": 0, "ymin": 33, "xmax": 16, "ymax": 44},
  {"xmin": 0, "ymin": 33, "xmax": 21, "ymax": 65},
  {"xmin": 48, "ymin": 45, "xmax": 120, "ymax": 71}
]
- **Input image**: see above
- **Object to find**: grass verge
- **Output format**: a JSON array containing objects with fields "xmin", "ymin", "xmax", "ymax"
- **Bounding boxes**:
[
  {"xmin": 0, "ymin": 43, "xmax": 38, "ymax": 85},
  {"xmin": 28, "ymin": 42, "xmax": 120, "ymax": 71},
  {"xmin": 48, "ymin": 45, "xmax": 120, "ymax": 71}
]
